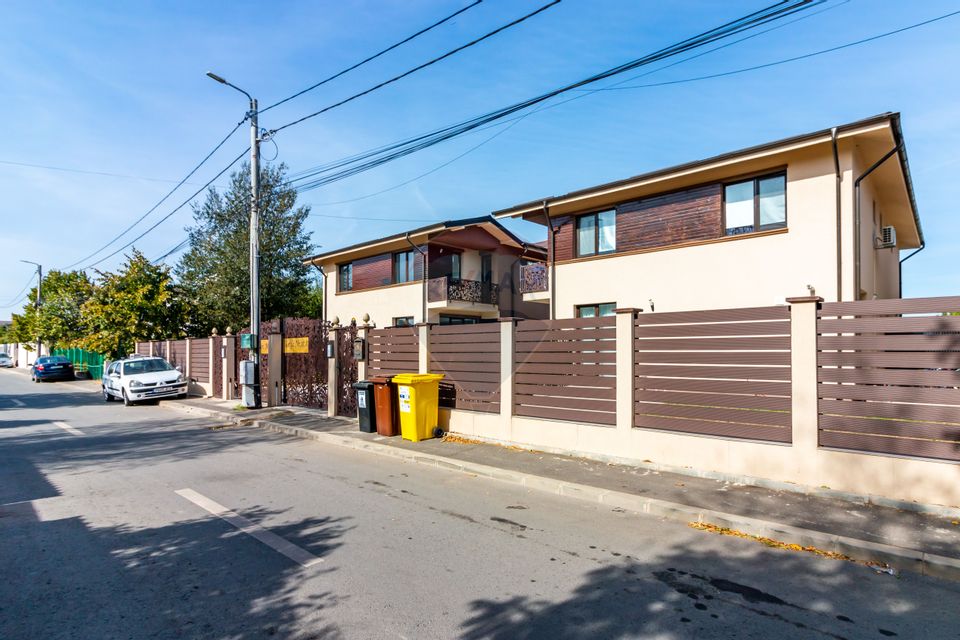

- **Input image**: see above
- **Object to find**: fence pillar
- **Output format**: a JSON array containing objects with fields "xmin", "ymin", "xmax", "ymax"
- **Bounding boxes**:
[
  {"xmin": 787, "ymin": 296, "xmax": 822, "ymax": 456},
  {"xmin": 499, "ymin": 319, "xmax": 515, "ymax": 422},
  {"xmin": 185, "ymin": 338, "xmax": 192, "ymax": 380},
  {"xmin": 327, "ymin": 327, "xmax": 339, "ymax": 418},
  {"xmin": 417, "ymin": 323, "xmax": 430, "ymax": 374},
  {"xmin": 165, "ymin": 340, "xmax": 171, "ymax": 361},
  {"xmin": 615, "ymin": 308, "xmax": 639, "ymax": 434},
  {"xmin": 223, "ymin": 334, "xmax": 236, "ymax": 400}
]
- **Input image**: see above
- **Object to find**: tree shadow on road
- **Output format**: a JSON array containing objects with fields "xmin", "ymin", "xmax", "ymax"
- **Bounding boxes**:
[
  {"xmin": 0, "ymin": 415, "xmax": 305, "ymax": 472},
  {"xmin": 457, "ymin": 529, "xmax": 960, "ymax": 640},
  {"xmin": 2, "ymin": 499, "xmax": 350, "ymax": 639}
]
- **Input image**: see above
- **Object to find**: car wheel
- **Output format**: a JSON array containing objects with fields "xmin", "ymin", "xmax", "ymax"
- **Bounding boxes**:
[
  {"xmin": 33, "ymin": 375, "xmax": 39, "ymax": 383},
  {"xmin": 103, "ymin": 386, "xmax": 114, "ymax": 402},
  {"xmin": 122, "ymin": 389, "xmax": 133, "ymax": 407}
]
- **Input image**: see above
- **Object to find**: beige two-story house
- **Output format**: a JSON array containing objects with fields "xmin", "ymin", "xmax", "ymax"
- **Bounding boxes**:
[
  {"xmin": 304, "ymin": 216, "xmax": 548, "ymax": 327},
  {"xmin": 496, "ymin": 112, "xmax": 922, "ymax": 318}
]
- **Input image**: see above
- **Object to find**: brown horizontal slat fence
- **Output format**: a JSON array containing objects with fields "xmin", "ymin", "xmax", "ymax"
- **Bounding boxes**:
[
  {"xmin": 189, "ymin": 339, "xmax": 210, "ymax": 383},
  {"xmin": 514, "ymin": 317, "xmax": 617, "ymax": 425},
  {"xmin": 817, "ymin": 296, "xmax": 960, "ymax": 461},
  {"xmin": 135, "ymin": 342, "xmax": 150, "ymax": 356},
  {"xmin": 368, "ymin": 326, "xmax": 419, "ymax": 377},
  {"xmin": 634, "ymin": 306, "xmax": 792, "ymax": 442},
  {"xmin": 168, "ymin": 339, "xmax": 187, "ymax": 370},
  {"xmin": 429, "ymin": 324, "xmax": 500, "ymax": 413}
]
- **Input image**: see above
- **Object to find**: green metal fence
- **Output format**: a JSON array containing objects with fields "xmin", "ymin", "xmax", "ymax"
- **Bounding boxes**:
[{"xmin": 52, "ymin": 347, "xmax": 106, "ymax": 380}]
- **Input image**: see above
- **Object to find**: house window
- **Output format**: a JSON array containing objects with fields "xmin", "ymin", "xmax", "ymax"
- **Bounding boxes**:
[
  {"xmin": 576, "ymin": 303, "xmax": 616, "ymax": 318},
  {"xmin": 451, "ymin": 253, "xmax": 461, "ymax": 280},
  {"xmin": 724, "ymin": 173, "xmax": 786, "ymax": 236},
  {"xmin": 393, "ymin": 250, "xmax": 416, "ymax": 284},
  {"xmin": 480, "ymin": 253, "xmax": 493, "ymax": 283},
  {"xmin": 576, "ymin": 210, "xmax": 616, "ymax": 257},
  {"xmin": 338, "ymin": 263, "xmax": 353, "ymax": 292},
  {"xmin": 439, "ymin": 314, "xmax": 479, "ymax": 325},
  {"xmin": 393, "ymin": 316, "xmax": 414, "ymax": 327}
]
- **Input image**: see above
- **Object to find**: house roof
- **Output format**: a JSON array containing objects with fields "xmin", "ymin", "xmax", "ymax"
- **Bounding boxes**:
[
  {"xmin": 493, "ymin": 112, "xmax": 922, "ymax": 248},
  {"xmin": 302, "ymin": 215, "xmax": 547, "ymax": 265}
]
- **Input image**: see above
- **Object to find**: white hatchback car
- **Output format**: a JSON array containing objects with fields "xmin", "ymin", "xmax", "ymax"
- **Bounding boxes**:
[{"xmin": 102, "ymin": 356, "xmax": 188, "ymax": 406}]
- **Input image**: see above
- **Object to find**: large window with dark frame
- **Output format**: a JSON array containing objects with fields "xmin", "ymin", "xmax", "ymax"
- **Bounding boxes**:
[
  {"xmin": 393, "ymin": 250, "xmax": 416, "ymax": 284},
  {"xmin": 338, "ymin": 263, "xmax": 353, "ymax": 292},
  {"xmin": 723, "ymin": 172, "xmax": 786, "ymax": 236},
  {"xmin": 576, "ymin": 209, "xmax": 616, "ymax": 257},
  {"xmin": 393, "ymin": 316, "xmax": 414, "ymax": 327}
]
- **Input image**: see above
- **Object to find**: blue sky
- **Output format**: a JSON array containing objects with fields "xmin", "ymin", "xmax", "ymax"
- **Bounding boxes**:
[{"xmin": 2, "ymin": 0, "xmax": 959, "ymax": 319}]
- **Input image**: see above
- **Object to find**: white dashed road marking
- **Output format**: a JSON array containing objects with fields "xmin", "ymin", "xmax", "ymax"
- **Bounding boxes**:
[
  {"xmin": 175, "ymin": 488, "xmax": 323, "ymax": 568},
  {"xmin": 52, "ymin": 421, "xmax": 83, "ymax": 436}
]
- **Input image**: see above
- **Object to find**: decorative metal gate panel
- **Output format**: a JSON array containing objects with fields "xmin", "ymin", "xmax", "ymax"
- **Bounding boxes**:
[
  {"xmin": 336, "ymin": 322, "xmax": 358, "ymax": 417},
  {"xmin": 283, "ymin": 318, "xmax": 329, "ymax": 409}
]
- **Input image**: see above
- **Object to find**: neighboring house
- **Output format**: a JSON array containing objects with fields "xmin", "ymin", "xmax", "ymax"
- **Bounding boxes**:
[
  {"xmin": 304, "ymin": 216, "xmax": 548, "ymax": 327},
  {"xmin": 495, "ymin": 112, "xmax": 922, "ymax": 318}
]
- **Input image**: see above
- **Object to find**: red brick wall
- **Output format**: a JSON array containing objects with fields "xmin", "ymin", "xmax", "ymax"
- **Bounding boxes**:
[{"xmin": 551, "ymin": 183, "xmax": 723, "ymax": 261}]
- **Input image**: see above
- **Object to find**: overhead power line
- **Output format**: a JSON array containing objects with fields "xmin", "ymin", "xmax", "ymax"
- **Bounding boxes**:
[
  {"xmin": 598, "ymin": 8, "xmax": 960, "ymax": 91},
  {"xmin": 269, "ymin": 0, "xmax": 564, "ymax": 135},
  {"xmin": 0, "ymin": 275, "xmax": 36, "ymax": 308},
  {"xmin": 261, "ymin": 0, "xmax": 485, "ymax": 114},
  {"xmin": 82, "ymin": 148, "xmax": 249, "ymax": 271},
  {"xmin": 61, "ymin": 120, "xmax": 246, "ymax": 270},
  {"xmin": 0, "ymin": 158, "xmax": 228, "ymax": 186},
  {"xmin": 283, "ymin": 0, "xmax": 823, "ymax": 193}
]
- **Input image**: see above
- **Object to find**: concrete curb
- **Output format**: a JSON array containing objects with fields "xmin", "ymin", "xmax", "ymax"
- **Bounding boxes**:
[{"xmin": 166, "ymin": 400, "xmax": 960, "ymax": 583}]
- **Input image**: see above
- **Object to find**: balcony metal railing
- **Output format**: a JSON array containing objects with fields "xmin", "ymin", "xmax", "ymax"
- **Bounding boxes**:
[
  {"xmin": 427, "ymin": 276, "xmax": 499, "ymax": 306},
  {"xmin": 519, "ymin": 262, "xmax": 549, "ymax": 294}
]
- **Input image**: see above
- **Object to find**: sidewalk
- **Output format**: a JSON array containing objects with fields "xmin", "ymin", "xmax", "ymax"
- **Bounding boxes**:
[{"xmin": 171, "ymin": 397, "xmax": 957, "ymax": 582}]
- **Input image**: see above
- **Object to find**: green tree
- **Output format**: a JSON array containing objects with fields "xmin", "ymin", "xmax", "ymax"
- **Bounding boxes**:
[
  {"xmin": 81, "ymin": 250, "xmax": 185, "ymax": 358},
  {"xmin": 176, "ymin": 162, "xmax": 316, "ymax": 334},
  {"xmin": 37, "ymin": 270, "xmax": 94, "ymax": 350}
]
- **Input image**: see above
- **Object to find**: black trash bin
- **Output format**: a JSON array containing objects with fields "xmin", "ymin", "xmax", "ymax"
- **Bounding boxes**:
[{"xmin": 353, "ymin": 381, "xmax": 376, "ymax": 433}]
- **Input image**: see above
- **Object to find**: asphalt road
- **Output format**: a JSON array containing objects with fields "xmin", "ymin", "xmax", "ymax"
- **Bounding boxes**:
[{"xmin": 2, "ymin": 369, "xmax": 959, "ymax": 640}]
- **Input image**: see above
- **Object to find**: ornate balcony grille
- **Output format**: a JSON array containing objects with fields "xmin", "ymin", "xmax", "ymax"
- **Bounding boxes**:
[
  {"xmin": 427, "ymin": 276, "xmax": 499, "ymax": 305},
  {"xmin": 519, "ymin": 262, "xmax": 549, "ymax": 294}
]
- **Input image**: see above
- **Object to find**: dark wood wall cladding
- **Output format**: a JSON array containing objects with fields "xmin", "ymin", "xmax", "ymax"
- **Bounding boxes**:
[
  {"xmin": 550, "ymin": 183, "xmax": 723, "ymax": 261},
  {"xmin": 618, "ymin": 184, "xmax": 722, "ymax": 251},
  {"xmin": 349, "ymin": 247, "xmax": 424, "ymax": 291}
]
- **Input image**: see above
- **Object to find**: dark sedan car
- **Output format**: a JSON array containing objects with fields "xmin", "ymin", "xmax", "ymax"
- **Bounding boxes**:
[{"xmin": 31, "ymin": 356, "xmax": 75, "ymax": 382}]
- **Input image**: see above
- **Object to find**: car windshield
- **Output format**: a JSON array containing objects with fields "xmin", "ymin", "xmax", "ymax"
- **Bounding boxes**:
[
  {"xmin": 123, "ymin": 359, "xmax": 175, "ymax": 375},
  {"xmin": 38, "ymin": 356, "xmax": 69, "ymax": 364}
]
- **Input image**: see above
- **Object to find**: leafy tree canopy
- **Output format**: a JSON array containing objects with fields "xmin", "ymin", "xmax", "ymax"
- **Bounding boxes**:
[
  {"xmin": 176, "ymin": 162, "xmax": 317, "ymax": 335},
  {"xmin": 5, "ymin": 270, "xmax": 93, "ymax": 350},
  {"xmin": 81, "ymin": 250, "xmax": 185, "ymax": 358}
]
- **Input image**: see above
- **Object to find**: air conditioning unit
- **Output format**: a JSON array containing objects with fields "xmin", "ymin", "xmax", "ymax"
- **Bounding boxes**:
[{"xmin": 876, "ymin": 225, "xmax": 896, "ymax": 249}]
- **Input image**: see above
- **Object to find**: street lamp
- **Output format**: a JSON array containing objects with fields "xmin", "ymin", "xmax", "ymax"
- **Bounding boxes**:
[
  {"xmin": 207, "ymin": 71, "xmax": 262, "ymax": 408},
  {"xmin": 19, "ymin": 259, "xmax": 42, "ymax": 357}
]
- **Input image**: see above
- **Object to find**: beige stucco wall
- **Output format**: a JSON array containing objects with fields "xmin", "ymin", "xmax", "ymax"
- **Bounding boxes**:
[
  {"xmin": 548, "ymin": 143, "xmax": 912, "ymax": 316},
  {"xmin": 852, "ymin": 150, "xmax": 902, "ymax": 300},
  {"xmin": 324, "ymin": 266, "xmax": 424, "ymax": 327},
  {"xmin": 552, "ymin": 147, "xmax": 847, "ymax": 316}
]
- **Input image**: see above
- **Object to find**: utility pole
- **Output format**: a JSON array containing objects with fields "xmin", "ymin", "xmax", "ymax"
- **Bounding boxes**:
[
  {"xmin": 19, "ymin": 260, "xmax": 42, "ymax": 357},
  {"xmin": 207, "ymin": 71, "xmax": 262, "ymax": 408}
]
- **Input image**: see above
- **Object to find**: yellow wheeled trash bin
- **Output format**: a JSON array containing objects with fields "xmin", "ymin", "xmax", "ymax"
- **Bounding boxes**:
[{"xmin": 392, "ymin": 373, "xmax": 445, "ymax": 442}]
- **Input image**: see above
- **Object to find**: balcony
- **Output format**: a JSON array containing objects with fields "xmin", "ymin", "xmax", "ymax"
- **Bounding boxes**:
[
  {"xmin": 519, "ymin": 263, "xmax": 549, "ymax": 303},
  {"xmin": 428, "ymin": 276, "xmax": 499, "ymax": 307}
]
